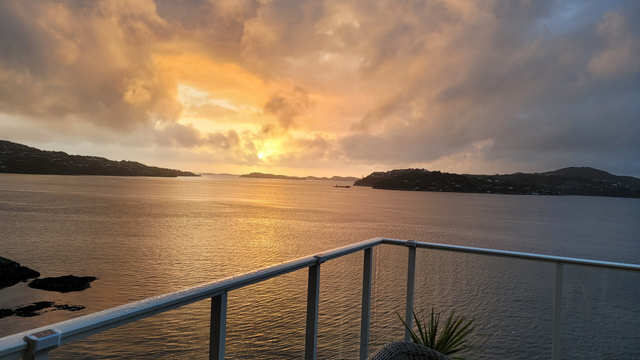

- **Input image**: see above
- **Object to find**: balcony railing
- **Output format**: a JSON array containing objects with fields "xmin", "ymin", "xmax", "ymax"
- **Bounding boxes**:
[{"xmin": 1, "ymin": 237, "xmax": 639, "ymax": 360}]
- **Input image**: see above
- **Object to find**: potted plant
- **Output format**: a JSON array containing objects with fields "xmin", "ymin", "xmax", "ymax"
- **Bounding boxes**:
[{"xmin": 396, "ymin": 307, "xmax": 475, "ymax": 360}]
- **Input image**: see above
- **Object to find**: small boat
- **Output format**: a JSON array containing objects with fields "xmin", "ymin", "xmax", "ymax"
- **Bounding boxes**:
[{"xmin": 334, "ymin": 185, "xmax": 351, "ymax": 188}]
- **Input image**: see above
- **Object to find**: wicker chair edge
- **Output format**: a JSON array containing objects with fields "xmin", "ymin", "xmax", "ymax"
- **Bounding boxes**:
[{"xmin": 366, "ymin": 341, "xmax": 453, "ymax": 360}]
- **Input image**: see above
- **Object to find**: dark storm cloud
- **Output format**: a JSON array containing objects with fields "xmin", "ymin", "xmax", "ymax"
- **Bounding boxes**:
[{"xmin": 338, "ymin": 0, "xmax": 640, "ymax": 175}]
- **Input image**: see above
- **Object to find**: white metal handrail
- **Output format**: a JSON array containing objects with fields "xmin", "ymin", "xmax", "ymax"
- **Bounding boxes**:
[{"xmin": 1, "ymin": 237, "xmax": 639, "ymax": 360}]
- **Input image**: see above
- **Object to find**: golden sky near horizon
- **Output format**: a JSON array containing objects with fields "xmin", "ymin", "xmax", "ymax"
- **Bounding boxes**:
[{"xmin": 1, "ymin": 0, "xmax": 639, "ymax": 177}]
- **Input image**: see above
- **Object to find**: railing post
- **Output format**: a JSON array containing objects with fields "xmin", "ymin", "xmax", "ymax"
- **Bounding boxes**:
[
  {"xmin": 552, "ymin": 263, "xmax": 563, "ymax": 360},
  {"xmin": 305, "ymin": 255, "xmax": 324, "ymax": 360},
  {"xmin": 359, "ymin": 247, "xmax": 373, "ymax": 360},
  {"xmin": 24, "ymin": 329, "xmax": 61, "ymax": 360},
  {"xmin": 405, "ymin": 241, "xmax": 417, "ymax": 342},
  {"xmin": 209, "ymin": 292, "xmax": 227, "ymax": 360}
]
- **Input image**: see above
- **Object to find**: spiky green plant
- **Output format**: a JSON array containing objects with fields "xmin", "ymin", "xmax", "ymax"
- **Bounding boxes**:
[{"xmin": 397, "ymin": 307, "xmax": 475, "ymax": 360}]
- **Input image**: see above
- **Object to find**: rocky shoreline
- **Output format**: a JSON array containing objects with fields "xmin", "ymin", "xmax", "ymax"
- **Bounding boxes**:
[
  {"xmin": 1, "ymin": 256, "xmax": 97, "ymax": 318},
  {"xmin": 0, "ymin": 257, "xmax": 40, "ymax": 289},
  {"xmin": 0, "ymin": 301, "xmax": 85, "ymax": 319},
  {"xmin": 1, "ymin": 256, "xmax": 97, "ymax": 293}
]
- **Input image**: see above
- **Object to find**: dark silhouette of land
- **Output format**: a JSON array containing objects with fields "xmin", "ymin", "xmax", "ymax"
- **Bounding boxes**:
[
  {"xmin": 0, "ymin": 140, "xmax": 199, "ymax": 177},
  {"xmin": 306, "ymin": 175, "xmax": 359, "ymax": 182},
  {"xmin": 1, "ymin": 256, "xmax": 96, "ymax": 317},
  {"xmin": 0, "ymin": 257, "xmax": 40, "ymax": 289},
  {"xmin": 240, "ymin": 172, "xmax": 359, "ymax": 182},
  {"xmin": 0, "ymin": 301, "xmax": 85, "ymax": 319},
  {"xmin": 240, "ymin": 172, "xmax": 306, "ymax": 180},
  {"xmin": 354, "ymin": 167, "xmax": 640, "ymax": 198},
  {"xmin": 1, "ymin": 256, "xmax": 97, "ymax": 292},
  {"xmin": 29, "ymin": 276, "xmax": 97, "ymax": 293}
]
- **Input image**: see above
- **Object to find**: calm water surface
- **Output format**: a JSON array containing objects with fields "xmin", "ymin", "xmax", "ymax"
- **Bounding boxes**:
[{"xmin": 1, "ymin": 174, "xmax": 639, "ymax": 359}]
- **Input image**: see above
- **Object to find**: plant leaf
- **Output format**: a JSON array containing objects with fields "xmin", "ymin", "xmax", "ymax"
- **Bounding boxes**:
[{"xmin": 396, "ymin": 306, "xmax": 475, "ymax": 357}]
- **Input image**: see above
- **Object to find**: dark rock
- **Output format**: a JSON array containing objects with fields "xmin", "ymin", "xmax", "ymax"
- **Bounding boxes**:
[
  {"xmin": 54, "ymin": 304, "xmax": 85, "ymax": 311},
  {"xmin": 0, "ymin": 301, "xmax": 86, "ymax": 319},
  {"xmin": 0, "ymin": 308, "xmax": 13, "ymax": 319},
  {"xmin": 13, "ymin": 301, "xmax": 55, "ymax": 317},
  {"xmin": 29, "ymin": 275, "xmax": 97, "ymax": 293},
  {"xmin": 0, "ymin": 256, "xmax": 41, "ymax": 289}
]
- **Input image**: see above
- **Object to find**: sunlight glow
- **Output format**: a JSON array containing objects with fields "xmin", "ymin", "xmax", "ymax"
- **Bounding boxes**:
[
  {"xmin": 257, "ymin": 140, "xmax": 281, "ymax": 161},
  {"xmin": 177, "ymin": 84, "xmax": 238, "ymax": 110}
]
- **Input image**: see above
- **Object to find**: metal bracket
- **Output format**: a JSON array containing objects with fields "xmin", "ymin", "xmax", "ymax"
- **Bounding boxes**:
[
  {"xmin": 314, "ymin": 254, "xmax": 326, "ymax": 264},
  {"xmin": 24, "ymin": 328, "xmax": 61, "ymax": 358},
  {"xmin": 405, "ymin": 240, "xmax": 417, "ymax": 248}
]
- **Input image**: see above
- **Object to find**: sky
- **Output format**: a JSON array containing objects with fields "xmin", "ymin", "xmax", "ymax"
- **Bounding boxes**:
[{"xmin": 1, "ymin": 0, "xmax": 639, "ymax": 177}]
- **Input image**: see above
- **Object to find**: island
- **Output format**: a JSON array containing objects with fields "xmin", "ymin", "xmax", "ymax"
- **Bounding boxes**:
[
  {"xmin": 0, "ymin": 140, "xmax": 199, "ymax": 177},
  {"xmin": 240, "ymin": 172, "xmax": 306, "ymax": 180},
  {"xmin": 306, "ymin": 175, "xmax": 359, "ymax": 182},
  {"xmin": 240, "ymin": 172, "xmax": 359, "ymax": 182},
  {"xmin": 354, "ymin": 167, "xmax": 640, "ymax": 198},
  {"xmin": 199, "ymin": 173, "xmax": 238, "ymax": 176}
]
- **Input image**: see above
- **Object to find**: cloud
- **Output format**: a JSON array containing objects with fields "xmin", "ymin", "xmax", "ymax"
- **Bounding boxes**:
[
  {"xmin": 188, "ymin": 103, "xmax": 238, "ymax": 121},
  {"xmin": 588, "ymin": 12, "xmax": 640, "ymax": 79},
  {"xmin": 269, "ymin": 133, "xmax": 334, "ymax": 167},
  {"xmin": 263, "ymin": 87, "xmax": 312, "ymax": 129},
  {"xmin": 0, "ymin": 0, "xmax": 181, "ymax": 131},
  {"xmin": 206, "ymin": 129, "xmax": 240, "ymax": 150},
  {"xmin": 338, "ymin": 1, "xmax": 640, "ymax": 175},
  {"xmin": 0, "ymin": 0, "xmax": 639, "ymax": 177}
]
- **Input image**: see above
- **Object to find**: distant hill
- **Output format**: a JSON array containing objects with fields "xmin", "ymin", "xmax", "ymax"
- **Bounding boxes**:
[
  {"xmin": 306, "ymin": 175, "xmax": 359, "ymax": 182},
  {"xmin": 0, "ymin": 140, "xmax": 199, "ymax": 177},
  {"xmin": 240, "ymin": 172, "xmax": 306, "ymax": 180},
  {"xmin": 199, "ymin": 173, "xmax": 238, "ymax": 176},
  {"xmin": 240, "ymin": 172, "xmax": 358, "ymax": 182},
  {"xmin": 539, "ymin": 167, "xmax": 640, "ymax": 189},
  {"xmin": 354, "ymin": 167, "xmax": 640, "ymax": 198}
]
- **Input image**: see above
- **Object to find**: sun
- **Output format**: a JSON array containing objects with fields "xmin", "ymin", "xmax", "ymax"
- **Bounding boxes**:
[{"xmin": 257, "ymin": 140, "xmax": 281, "ymax": 161}]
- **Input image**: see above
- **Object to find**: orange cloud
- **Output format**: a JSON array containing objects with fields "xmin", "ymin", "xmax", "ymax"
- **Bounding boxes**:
[
  {"xmin": 1, "ymin": 0, "xmax": 639, "ymax": 177},
  {"xmin": 155, "ymin": 52, "xmax": 268, "ymax": 108}
]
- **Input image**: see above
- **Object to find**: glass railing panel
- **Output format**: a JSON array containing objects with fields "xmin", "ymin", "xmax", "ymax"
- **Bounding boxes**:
[
  {"xmin": 411, "ymin": 250, "xmax": 556, "ymax": 360},
  {"xmin": 317, "ymin": 251, "xmax": 365, "ymax": 360},
  {"xmin": 224, "ymin": 270, "xmax": 308, "ymax": 359},
  {"xmin": 368, "ymin": 244, "xmax": 409, "ymax": 354},
  {"xmin": 560, "ymin": 266, "xmax": 640, "ymax": 359},
  {"xmin": 4, "ymin": 240, "xmax": 639, "ymax": 360},
  {"xmin": 49, "ymin": 301, "xmax": 212, "ymax": 359}
]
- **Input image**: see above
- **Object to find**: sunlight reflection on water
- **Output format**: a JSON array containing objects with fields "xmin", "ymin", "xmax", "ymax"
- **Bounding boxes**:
[{"xmin": 1, "ymin": 174, "xmax": 639, "ymax": 359}]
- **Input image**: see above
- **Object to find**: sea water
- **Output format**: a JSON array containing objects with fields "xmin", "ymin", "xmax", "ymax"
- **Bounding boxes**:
[{"xmin": 1, "ymin": 174, "xmax": 639, "ymax": 359}]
